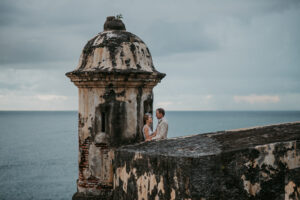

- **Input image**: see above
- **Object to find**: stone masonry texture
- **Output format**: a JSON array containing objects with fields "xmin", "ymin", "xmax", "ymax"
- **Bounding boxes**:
[{"xmin": 113, "ymin": 122, "xmax": 300, "ymax": 200}]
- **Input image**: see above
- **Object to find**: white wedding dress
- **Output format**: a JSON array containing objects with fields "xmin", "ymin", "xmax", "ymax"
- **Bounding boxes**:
[{"xmin": 142, "ymin": 124, "xmax": 153, "ymax": 140}]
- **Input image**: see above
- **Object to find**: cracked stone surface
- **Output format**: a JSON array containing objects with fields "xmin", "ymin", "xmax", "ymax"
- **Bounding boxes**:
[{"xmin": 113, "ymin": 122, "xmax": 300, "ymax": 200}]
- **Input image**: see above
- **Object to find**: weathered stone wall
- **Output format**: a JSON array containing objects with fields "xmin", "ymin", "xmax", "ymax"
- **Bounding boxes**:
[
  {"xmin": 74, "ymin": 82, "xmax": 155, "ymax": 196},
  {"xmin": 113, "ymin": 122, "xmax": 300, "ymax": 200}
]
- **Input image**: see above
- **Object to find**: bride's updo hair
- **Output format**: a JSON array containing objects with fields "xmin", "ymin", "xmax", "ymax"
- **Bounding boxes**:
[{"xmin": 143, "ymin": 113, "xmax": 151, "ymax": 124}]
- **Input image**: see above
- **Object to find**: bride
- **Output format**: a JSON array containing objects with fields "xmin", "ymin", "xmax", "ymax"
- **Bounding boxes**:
[{"xmin": 142, "ymin": 113, "xmax": 157, "ymax": 141}]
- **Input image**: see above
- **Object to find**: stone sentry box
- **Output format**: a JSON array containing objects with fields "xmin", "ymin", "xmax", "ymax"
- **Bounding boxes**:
[{"xmin": 66, "ymin": 16, "xmax": 165, "ymax": 199}]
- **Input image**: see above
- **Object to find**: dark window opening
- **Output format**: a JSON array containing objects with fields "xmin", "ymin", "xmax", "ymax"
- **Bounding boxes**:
[
  {"xmin": 101, "ymin": 112, "xmax": 106, "ymax": 132},
  {"xmin": 144, "ymin": 99, "xmax": 153, "ymax": 115}
]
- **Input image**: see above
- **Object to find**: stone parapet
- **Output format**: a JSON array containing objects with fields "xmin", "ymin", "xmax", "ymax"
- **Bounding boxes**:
[{"xmin": 113, "ymin": 122, "xmax": 300, "ymax": 200}]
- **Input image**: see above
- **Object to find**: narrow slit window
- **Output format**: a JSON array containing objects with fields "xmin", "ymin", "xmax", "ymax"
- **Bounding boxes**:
[{"xmin": 101, "ymin": 112, "xmax": 106, "ymax": 132}]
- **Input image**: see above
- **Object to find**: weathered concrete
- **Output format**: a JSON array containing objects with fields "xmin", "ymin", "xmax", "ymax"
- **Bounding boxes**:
[
  {"xmin": 66, "ymin": 16, "xmax": 165, "ymax": 199},
  {"xmin": 67, "ymin": 16, "xmax": 161, "ymax": 74},
  {"xmin": 113, "ymin": 122, "xmax": 300, "ymax": 200}
]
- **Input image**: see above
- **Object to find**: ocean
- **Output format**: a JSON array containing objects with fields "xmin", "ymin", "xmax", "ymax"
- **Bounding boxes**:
[{"xmin": 0, "ymin": 111, "xmax": 300, "ymax": 199}]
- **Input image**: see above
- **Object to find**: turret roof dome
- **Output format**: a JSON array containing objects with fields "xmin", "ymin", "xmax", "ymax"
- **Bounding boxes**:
[{"xmin": 71, "ymin": 16, "xmax": 161, "ymax": 75}]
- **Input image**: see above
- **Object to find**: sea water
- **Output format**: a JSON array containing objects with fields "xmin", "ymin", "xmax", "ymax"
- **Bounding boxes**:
[{"xmin": 0, "ymin": 111, "xmax": 300, "ymax": 199}]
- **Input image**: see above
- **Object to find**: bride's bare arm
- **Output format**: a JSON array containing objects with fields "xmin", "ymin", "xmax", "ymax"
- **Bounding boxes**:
[{"xmin": 144, "ymin": 127, "xmax": 151, "ymax": 141}]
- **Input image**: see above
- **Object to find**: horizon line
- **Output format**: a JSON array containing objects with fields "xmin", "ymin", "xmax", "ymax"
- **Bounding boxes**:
[{"xmin": 0, "ymin": 110, "xmax": 300, "ymax": 112}]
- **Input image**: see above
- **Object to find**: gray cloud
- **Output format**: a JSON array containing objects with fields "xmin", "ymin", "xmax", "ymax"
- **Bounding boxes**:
[
  {"xmin": 1, "ymin": 0, "xmax": 298, "ymax": 66},
  {"xmin": 0, "ymin": 0, "xmax": 300, "ymax": 110},
  {"xmin": 140, "ymin": 20, "xmax": 219, "ymax": 56}
]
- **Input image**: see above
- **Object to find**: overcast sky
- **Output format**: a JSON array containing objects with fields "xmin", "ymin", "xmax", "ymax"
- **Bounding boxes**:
[{"xmin": 0, "ymin": 0, "xmax": 299, "ymax": 110}]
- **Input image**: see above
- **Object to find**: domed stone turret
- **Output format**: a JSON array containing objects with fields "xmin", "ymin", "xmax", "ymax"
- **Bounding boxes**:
[
  {"xmin": 67, "ymin": 16, "xmax": 164, "ymax": 76},
  {"xmin": 66, "ymin": 16, "xmax": 165, "ymax": 199}
]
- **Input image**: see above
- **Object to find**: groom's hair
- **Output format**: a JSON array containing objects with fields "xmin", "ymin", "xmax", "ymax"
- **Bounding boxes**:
[{"xmin": 156, "ymin": 108, "xmax": 165, "ymax": 116}]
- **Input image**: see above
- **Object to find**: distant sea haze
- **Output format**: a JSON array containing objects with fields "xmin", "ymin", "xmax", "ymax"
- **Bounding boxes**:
[{"xmin": 0, "ymin": 111, "xmax": 300, "ymax": 199}]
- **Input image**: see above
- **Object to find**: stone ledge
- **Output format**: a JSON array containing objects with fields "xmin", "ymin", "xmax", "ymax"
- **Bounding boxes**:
[
  {"xmin": 113, "ymin": 121, "xmax": 300, "ymax": 200},
  {"xmin": 117, "ymin": 121, "xmax": 300, "ymax": 158}
]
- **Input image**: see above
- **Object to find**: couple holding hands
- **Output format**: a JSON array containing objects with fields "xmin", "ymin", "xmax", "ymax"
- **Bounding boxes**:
[{"xmin": 142, "ymin": 108, "xmax": 168, "ymax": 141}]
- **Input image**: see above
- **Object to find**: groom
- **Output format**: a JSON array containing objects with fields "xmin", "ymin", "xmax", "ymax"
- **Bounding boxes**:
[{"xmin": 152, "ymin": 108, "xmax": 168, "ymax": 140}]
